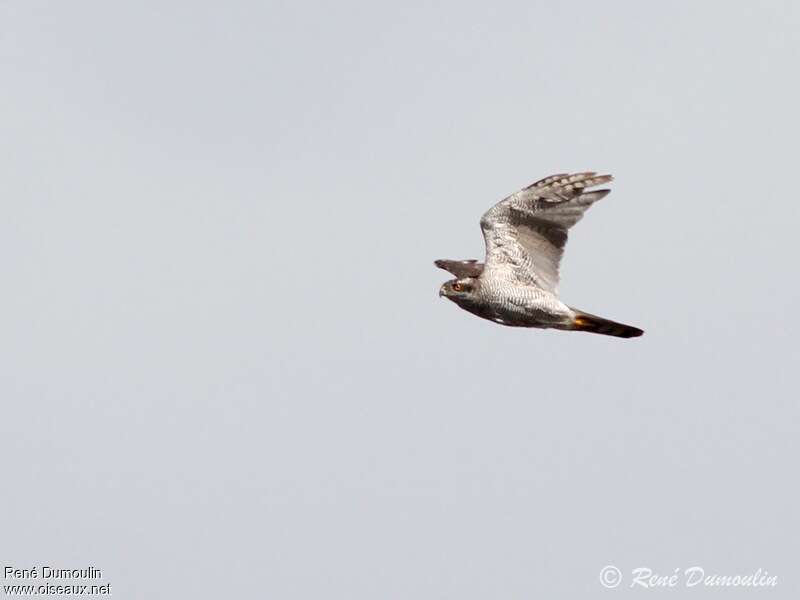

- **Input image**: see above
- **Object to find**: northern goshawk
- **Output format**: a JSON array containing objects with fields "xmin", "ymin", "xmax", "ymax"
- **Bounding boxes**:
[{"xmin": 435, "ymin": 172, "xmax": 643, "ymax": 338}]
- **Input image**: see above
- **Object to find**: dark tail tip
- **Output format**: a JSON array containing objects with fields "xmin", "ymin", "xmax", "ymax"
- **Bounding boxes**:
[{"xmin": 572, "ymin": 313, "xmax": 644, "ymax": 339}]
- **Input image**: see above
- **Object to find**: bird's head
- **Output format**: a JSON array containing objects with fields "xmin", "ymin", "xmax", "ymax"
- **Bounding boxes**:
[{"xmin": 439, "ymin": 278, "xmax": 479, "ymax": 305}]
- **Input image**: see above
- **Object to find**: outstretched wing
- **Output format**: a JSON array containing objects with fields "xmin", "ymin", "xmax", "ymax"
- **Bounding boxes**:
[
  {"xmin": 434, "ymin": 259, "xmax": 484, "ymax": 278},
  {"xmin": 479, "ymin": 172, "xmax": 612, "ymax": 293}
]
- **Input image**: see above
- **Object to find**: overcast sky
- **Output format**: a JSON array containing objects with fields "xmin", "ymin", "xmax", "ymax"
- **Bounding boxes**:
[{"xmin": 2, "ymin": 1, "xmax": 799, "ymax": 598}]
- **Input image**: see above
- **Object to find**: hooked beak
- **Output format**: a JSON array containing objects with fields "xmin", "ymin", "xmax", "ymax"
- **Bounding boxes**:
[{"xmin": 438, "ymin": 285, "xmax": 446, "ymax": 298}]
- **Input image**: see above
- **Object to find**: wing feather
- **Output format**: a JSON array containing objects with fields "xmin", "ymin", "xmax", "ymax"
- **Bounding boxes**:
[
  {"xmin": 479, "ymin": 172, "xmax": 612, "ymax": 293},
  {"xmin": 434, "ymin": 259, "xmax": 484, "ymax": 278}
]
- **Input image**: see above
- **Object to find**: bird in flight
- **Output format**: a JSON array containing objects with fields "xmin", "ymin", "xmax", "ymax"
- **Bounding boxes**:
[{"xmin": 435, "ymin": 172, "xmax": 643, "ymax": 338}]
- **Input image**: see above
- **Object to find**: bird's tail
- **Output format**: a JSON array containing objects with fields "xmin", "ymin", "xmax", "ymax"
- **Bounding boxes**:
[{"xmin": 569, "ymin": 308, "xmax": 644, "ymax": 339}]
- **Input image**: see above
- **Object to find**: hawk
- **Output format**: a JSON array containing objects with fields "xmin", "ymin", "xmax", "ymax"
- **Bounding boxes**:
[{"xmin": 436, "ymin": 172, "xmax": 643, "ymax": 338}]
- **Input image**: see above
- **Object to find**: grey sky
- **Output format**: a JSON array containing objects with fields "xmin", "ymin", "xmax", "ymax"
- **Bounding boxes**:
[{"xmin": 1, "ymin": 1, "xmax": 799, "ymax": 598}]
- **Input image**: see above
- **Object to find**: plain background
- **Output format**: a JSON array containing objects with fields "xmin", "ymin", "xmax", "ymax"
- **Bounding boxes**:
[{"xmin": 2, "ymin": 1, "xmax": 798, "ymax": 598}]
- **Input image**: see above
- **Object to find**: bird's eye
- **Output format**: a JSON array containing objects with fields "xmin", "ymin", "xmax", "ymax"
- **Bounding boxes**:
[{"xmin": 452, "ymin": 282, "xmax": 464, "ymax": 292}]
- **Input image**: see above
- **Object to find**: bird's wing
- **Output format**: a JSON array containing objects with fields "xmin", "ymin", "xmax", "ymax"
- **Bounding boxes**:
[
  {"xmin": 479, "ymin": 172, "xmax": 612, "ymax": 294},
  {"xmin": 434, "ymin": 259, "xmax": 484, "ymax": 278}
]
